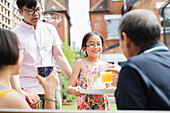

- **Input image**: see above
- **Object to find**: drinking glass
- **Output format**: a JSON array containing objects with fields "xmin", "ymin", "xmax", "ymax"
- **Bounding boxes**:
[
  {"xmin": 37, "ymin": 66, "xmax": 54, "ymax": 77},
  {"xmin": 98, "ymin": 64, "xmax": 112, "ymax": 89},
  {"xmin": 101, "ymin": 71, "xmax": 113, "ymax": 83},
  {"xmin": 98, "ymin": 64, "xmax": 112, "ymax": 111}
]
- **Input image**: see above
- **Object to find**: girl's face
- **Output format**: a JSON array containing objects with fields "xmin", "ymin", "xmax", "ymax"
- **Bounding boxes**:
[{"xmin": 84, "ymin": 35, "xmax": 103, "ymax": 58}]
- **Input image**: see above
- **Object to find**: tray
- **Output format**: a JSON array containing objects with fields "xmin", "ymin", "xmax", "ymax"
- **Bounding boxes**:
[{"xmin": 79, "ymin": 88, "xmax": 116, "ymax": 95}]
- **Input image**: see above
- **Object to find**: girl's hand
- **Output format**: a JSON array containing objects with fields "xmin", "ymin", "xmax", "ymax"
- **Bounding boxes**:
[{"xmin": 73, "ymin": 86, "xmax": 83, "ymax": 96}]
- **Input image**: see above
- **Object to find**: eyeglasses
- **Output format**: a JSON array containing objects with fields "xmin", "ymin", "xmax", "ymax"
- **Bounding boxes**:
[
  {"xmin": 21, "ymin": 8, "xmax": 42, "ymax": 15},
  {"xmin": 86, "ymin": 43, "xmax": 102, "ymax": 48}
]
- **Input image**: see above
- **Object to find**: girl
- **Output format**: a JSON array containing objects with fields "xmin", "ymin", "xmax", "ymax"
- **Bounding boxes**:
[
  {"xmin": 67, "ymin": 31, "xmax": 110, "ymax": 110},
  {"xmin": 0, "ymin": 28, "xmax": 58, "ymax": 109}
]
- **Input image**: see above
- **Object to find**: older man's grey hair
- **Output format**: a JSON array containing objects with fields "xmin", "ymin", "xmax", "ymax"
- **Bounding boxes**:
[{"xmin": 119, "ymin": 9, "xmax": 161, "ymax": 48}]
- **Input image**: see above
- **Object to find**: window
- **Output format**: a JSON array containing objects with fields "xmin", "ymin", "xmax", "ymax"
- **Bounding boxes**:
[
  {"xmin": 104, "ymin": 15, "xmax": 121, "ymax": 40},
  {"xmin": 161, "ymin": 7, "xmax": 170, "ymax": 33},
  {"xmin": 156, "ymin": 2, "xmax": 170, "ymax": 33}
]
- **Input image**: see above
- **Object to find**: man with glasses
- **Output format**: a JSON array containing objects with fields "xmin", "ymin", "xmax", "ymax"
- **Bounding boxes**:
[{"xmin": 11, "ymin": 0, "xmax": 72, "ymax": 109}]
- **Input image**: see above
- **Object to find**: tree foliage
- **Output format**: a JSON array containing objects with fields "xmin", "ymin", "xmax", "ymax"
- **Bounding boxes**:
[{"xmin": 61, "ymin": 43, "xmax": 78, "ymax": 102}]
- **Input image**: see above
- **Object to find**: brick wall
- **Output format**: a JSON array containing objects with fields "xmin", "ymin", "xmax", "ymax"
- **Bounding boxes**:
[
  {"xmin": 90, "ymin": 0, "xmax": 123, "ymax": 54},
  {"xmin": 90, "ymin": 0, "xmax": 169, "ymax": 55}
]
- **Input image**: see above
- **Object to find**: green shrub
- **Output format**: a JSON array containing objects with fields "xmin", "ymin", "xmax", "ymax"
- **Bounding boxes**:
[{"xmin": 61, "ymin": 43, "xmax": 78, "ymax": 102}]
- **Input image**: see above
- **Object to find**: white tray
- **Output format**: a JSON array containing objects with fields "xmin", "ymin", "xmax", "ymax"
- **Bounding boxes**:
[{"xmin": 79, "ymin": 88, "xmax": 116, "ymax": 95}]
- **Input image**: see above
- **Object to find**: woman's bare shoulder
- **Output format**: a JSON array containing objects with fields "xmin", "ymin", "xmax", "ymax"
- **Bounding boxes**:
[{"xmin": 0, "ymin": 90, "xmax": 30, "ymax": 109}]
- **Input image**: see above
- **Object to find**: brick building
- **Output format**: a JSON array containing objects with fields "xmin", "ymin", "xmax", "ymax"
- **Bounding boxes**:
[{"xmin": 89, "ymin": 0, "xmax": 170, "ymax": 64}]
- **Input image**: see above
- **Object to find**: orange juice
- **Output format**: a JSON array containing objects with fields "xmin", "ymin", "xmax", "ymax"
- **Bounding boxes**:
[{"xmin": 100, "ymin": 72, "xmax": 113, "ymax": 83}]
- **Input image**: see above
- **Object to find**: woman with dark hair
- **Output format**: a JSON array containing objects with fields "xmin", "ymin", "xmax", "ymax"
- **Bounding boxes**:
[{"xmin": 0, "ymin": 28, "xmax": 58, "ymax": 109}]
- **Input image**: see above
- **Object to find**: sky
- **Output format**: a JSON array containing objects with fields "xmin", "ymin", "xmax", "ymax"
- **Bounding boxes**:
[{"xmin": 69, "ymin": 0, "xmax": 91, "ymax": 51}]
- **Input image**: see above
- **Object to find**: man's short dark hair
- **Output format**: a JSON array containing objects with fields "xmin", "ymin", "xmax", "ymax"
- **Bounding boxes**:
[
  {"xmin": 119, "ymin": 9, "xmax": 161, "ymax": 48},
  {"xmin": 0, "ymin": 28, "xmax": 19, "ymax": 69},
  {"xmin": 17, "ymin": 0, "xmax": 41, "ymax": 9}
]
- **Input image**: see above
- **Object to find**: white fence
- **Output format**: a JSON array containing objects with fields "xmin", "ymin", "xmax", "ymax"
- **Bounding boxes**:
[{"xmin": 0, "ymin": 0, "xmax": 22, "ymax": 29}]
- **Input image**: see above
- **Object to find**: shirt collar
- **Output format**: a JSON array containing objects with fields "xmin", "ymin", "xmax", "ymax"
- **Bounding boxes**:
[
  {"xmin": 20, "ymin": 20, "xmax": 39, "ymax": 30},
  {"xmin": 138, "ymin": 42, "xmax": 168, "ymax": 54}
]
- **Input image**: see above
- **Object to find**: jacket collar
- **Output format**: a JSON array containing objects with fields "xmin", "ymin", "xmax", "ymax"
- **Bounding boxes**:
[{"xmin": 139, "ymin": 43, "xmax": 168, "ymax": 54}]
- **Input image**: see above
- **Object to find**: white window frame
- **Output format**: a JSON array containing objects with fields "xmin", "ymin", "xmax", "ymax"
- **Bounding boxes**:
[
  {"xmin": 156, "ymin": 2, "xmax": 170, "ymax": 34},
  {"xmin": 104, "ymin": 14, "xmax": 122, "ymax": 40},
  {"xmin": 100, "ymin": 53, "xmax": 126, "ymax": 65}
]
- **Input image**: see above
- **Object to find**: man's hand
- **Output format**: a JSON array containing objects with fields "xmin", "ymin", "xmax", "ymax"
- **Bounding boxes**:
[
  {"xmin": 10, "ymin": 75, "xmax": 33, "ymax": 103},
  {"xmin": 18, "ymin": 89, "xmax": 33, "ymax": 103},
  {"xmin": 106, "ymin": 64, "xmax": 121, "ymax": 75}
]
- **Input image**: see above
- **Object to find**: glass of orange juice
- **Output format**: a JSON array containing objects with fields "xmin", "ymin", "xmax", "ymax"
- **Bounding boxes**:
[{"xmin": 100, "ymin": 71, "xmax": 113, "ymax": 83}]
